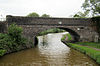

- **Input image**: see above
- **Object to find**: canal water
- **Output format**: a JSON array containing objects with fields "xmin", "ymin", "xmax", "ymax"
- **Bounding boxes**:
[{"xmin": 0, "ymin": 32, "xmax": 98, "ymax": 66}]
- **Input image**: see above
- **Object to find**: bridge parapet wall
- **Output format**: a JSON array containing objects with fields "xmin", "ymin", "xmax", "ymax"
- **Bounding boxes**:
[
  {"xmin": 6, "ymin": 15, "xmax": 91, "ymax": 26},
  {"xmin": 6, "ymin": 15, "xmax": 99, "ymax": 43}
]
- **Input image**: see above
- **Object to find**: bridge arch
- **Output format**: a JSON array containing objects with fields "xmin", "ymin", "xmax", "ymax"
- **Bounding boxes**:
[
  {"xmin": 58, "ymin": 27, "xmax": 80, "ymax": 42},
  {"xmin": 35, "ymin": 27, "xmax": 80, "ymax": 43},
  {"xmin": 6, "ymin": 15, "xmax": 99, "ymax": 44}
]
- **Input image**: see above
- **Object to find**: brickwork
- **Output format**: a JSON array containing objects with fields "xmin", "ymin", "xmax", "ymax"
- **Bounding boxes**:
[
  {"xmin": 1, "ymin": 15, "xmax": 99, "ymax": 44},
  {"xmin": 6, "ymin": 15, "xmax": 90, "ymax": 26}
]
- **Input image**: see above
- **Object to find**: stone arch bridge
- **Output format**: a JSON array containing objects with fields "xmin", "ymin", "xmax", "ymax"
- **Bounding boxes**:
[{"xmin": 0, "ymin": 15, "xmax": 99, "ymax": 44}]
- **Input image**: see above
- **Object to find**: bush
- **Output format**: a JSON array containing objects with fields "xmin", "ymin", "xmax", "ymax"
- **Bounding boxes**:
[
  {"xmin": 0, "ymin": 33, "xmax": 11, "ymax": 49},
  {"xmin": 0, "ymin": 50, "xmax": 6, "ymax": 56},
  {"xmin": 61, "ymin": 33, "xmax": 72, "ymax": 41},
  {"xmin": 0, "ymin": 24, "xmax": 28, "ymax": 56},
  {"xmin": 8, "ymin": 24, "xmax": 23, "ymax": 43}
]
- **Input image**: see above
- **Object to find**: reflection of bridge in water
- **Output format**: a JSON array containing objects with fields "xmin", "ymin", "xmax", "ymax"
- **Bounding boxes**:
[{"xmin": 0, "ymin": 15, "xmax": 99, "ymax": 44}]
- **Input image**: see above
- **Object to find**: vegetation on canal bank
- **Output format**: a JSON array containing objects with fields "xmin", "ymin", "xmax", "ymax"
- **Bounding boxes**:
[
  {"xmin": 0, "ymin": 24, "xmax": 33, "ymax": 56},
  {"xmin": 61, "ymin": 33, "xmax": 72, "ymax": 41},
  {"xmin": 76, "ymin": 42, "xmax": 100, "ymax": 49},
  {"xmin": 61, "ymin": 33, "xmax": 100, "ymax": 64},
  {"xmin": 38, "ymin": 28, "xmax": 66, "ymax": 36},
  {"xmin": 66, "ymin": 43, "xmax": 100, "ymax": 64},
  {"xmin": 0, "ymin": 50, "xmax": 6, "ymax": 56}
]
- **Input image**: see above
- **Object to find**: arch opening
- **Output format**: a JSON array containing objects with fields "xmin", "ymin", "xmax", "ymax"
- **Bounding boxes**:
[
  {"xmin": 34, "ymin": 27, "xmax": 80, "ymax": 45},
  {"xmin": 58, "ymin": 27, "xmax": 80, "ymax": 42}
]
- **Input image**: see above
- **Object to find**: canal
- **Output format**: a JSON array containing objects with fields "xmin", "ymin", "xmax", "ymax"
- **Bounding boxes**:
[{"xmin": 0, "ymin": 32, "xmax": 98, "ymax": 66}]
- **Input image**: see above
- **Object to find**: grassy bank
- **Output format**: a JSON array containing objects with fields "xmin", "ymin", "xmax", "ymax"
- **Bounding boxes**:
[
  {"xmin": 76, "ymin": 42, "xmax": 100, "ymax": 49},
  {"xmin": 65, "ymin": 43, "xmax": 100, "ymax": 64},
  {"xmin": 61, "ymin": 33, "xmax": 100, "ymax": 64},
  {"xmin": 38, "ymin": 28, "xmax": 66, "ymax": 36},
  {"xmin": 0, "ymin": 24, "xmax": 33, "ymax": 56}
]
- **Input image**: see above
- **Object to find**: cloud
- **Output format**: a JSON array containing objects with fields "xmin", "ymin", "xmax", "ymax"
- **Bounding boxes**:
[{"xmin": 0, "ymin": 0, "xmax": 85, "ymax": 18}]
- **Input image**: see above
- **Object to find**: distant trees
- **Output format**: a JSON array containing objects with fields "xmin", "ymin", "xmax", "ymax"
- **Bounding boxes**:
[
  {"xmin": 27, "ymin": 12, "xmax": 51, "ymax": 17},
  {"xmin": 73, "ymin": 0, "xmax": 100, "ymax": 18},
  {"xmin": 27, "ymin": 12, "xmax": 39, "ymax": 17},
  {"xmin": 41, "ymin": 14, "xmax": 50, "ymax": 17}
]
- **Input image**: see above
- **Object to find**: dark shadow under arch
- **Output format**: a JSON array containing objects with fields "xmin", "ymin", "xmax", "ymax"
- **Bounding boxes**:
[{"xmin": 58, "ymin": 27, "xmax": 80, "ymax": 42}]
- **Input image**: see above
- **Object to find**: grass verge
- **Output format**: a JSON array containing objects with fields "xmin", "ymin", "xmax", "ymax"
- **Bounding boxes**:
[
  {"xmin": 64, "ymin": 42, "xmax": 100, "ymax": 64},
  {"xmin": 76, "ymin": 42, "xmax": 100, "ymax": 49},
  {"xmin": 61, "ymin": 30, "xmax": 100, "ymax": 64}
]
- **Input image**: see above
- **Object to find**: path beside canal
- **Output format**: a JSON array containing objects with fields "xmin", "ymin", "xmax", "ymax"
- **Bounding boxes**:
[{"xmin": 79, "ymin": 45, "xmax": 100, "ymax": 51}]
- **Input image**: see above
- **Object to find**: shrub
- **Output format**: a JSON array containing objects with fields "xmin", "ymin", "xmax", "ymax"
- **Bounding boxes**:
[
  {"xmin": 61, "ymin": 33, "xmax": 72, "ymax": 41},
  {"xmin": 8, "ymin": 24, "xmax": 23, "ymax": 43},
  {"xmin": 0, "ymin": 24, "xmax": 28, "ymax": 56},
  {"xmin": 0, "ymin": 33, "xmax": 11, "ymax": 49},
  {"xmin": 0, "ymin": 50, "xmax": 6, "ymax": 56}
]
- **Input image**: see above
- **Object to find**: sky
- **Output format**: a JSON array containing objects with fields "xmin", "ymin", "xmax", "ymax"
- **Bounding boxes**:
[{"xmin": 0, "ymin": 0, "xmax": 85, "ymax": 18}]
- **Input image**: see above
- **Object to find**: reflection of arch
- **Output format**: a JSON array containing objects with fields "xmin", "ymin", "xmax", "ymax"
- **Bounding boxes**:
[{"xmin": 36, "ymin": 27, "xmax": 80, "ymax": 42}]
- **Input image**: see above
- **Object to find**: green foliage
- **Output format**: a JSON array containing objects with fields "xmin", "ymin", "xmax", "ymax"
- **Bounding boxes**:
[
  {"xmin": 8, "ymin": 24, "xmax": 23, "ymax": 43},
  {"xmin": 61, "ymin": 34, "xmax": 67, "ymax": 41},
  {"xmin": 76, "ymin": 42, "xmax": 100, "ymax": 49},
  {"xmin": 73, "ymin": 10, "xmax": 89, "ymax": 18},
  {"xmin": 27, "ymin": 12, "xmax": 52, "ymax": 18},
  {"xmin": 38, "ymin": 28, "xmax": 66, "ymax": 36},
  {"xmin": 67, "ymin": 33, "xmax": 72, "ymax": 41},
  {"xmin": 67, "ymin": 43, "xmax": 100, "ymax": 64},
  {"xmin": 27, "ymin": 12, "xmax": 39, "ymax": 17},
  {"xmin": 0, "ymin": 24, "xmax": 27, "ymax": 56},
  {"xmin": 82, "ymin": 0, "xmax": 100, "ymax": 17},
  {"xmin": 61, "ymin": 33, "xmax": 72, "ymax": 41},
  {"xmin": 73, "ymin": 0, "xmax": 100, "ymax": 17},
  {"xmin": 41, "ymin": 14, "xmax": 50, "ymax": 17},
  {"xmin": 0, "ymin": 50, "xmax": 6, "ymax": 56},
  {"xmin": 0, "ymin": 33, "xmax": 13, "ymax": 50}
]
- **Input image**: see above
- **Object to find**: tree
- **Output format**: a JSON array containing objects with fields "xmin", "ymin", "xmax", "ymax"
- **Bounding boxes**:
[
  {"xmin": 41, "ymin": 14, "xmax": 50, "ymax": 17},
  {"xmin": 82, "ymin": 0, "xmax": 100, "ymax": 17},
  {"xmin": 74, "ymin": 10, "xmax": 89, "ymax": 18},
  {"xmin": 27, "ymin": 12, "xmax": 39, "ymax": 17},
  {"xmin": 73, "ymin": 0, "xmax": 100, "ymax": 18}
]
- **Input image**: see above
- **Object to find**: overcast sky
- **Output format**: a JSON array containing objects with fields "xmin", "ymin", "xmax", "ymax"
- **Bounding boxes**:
[{"xmin": 0, "ymin": 0, "xmax": 85, "ymax": 18}]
